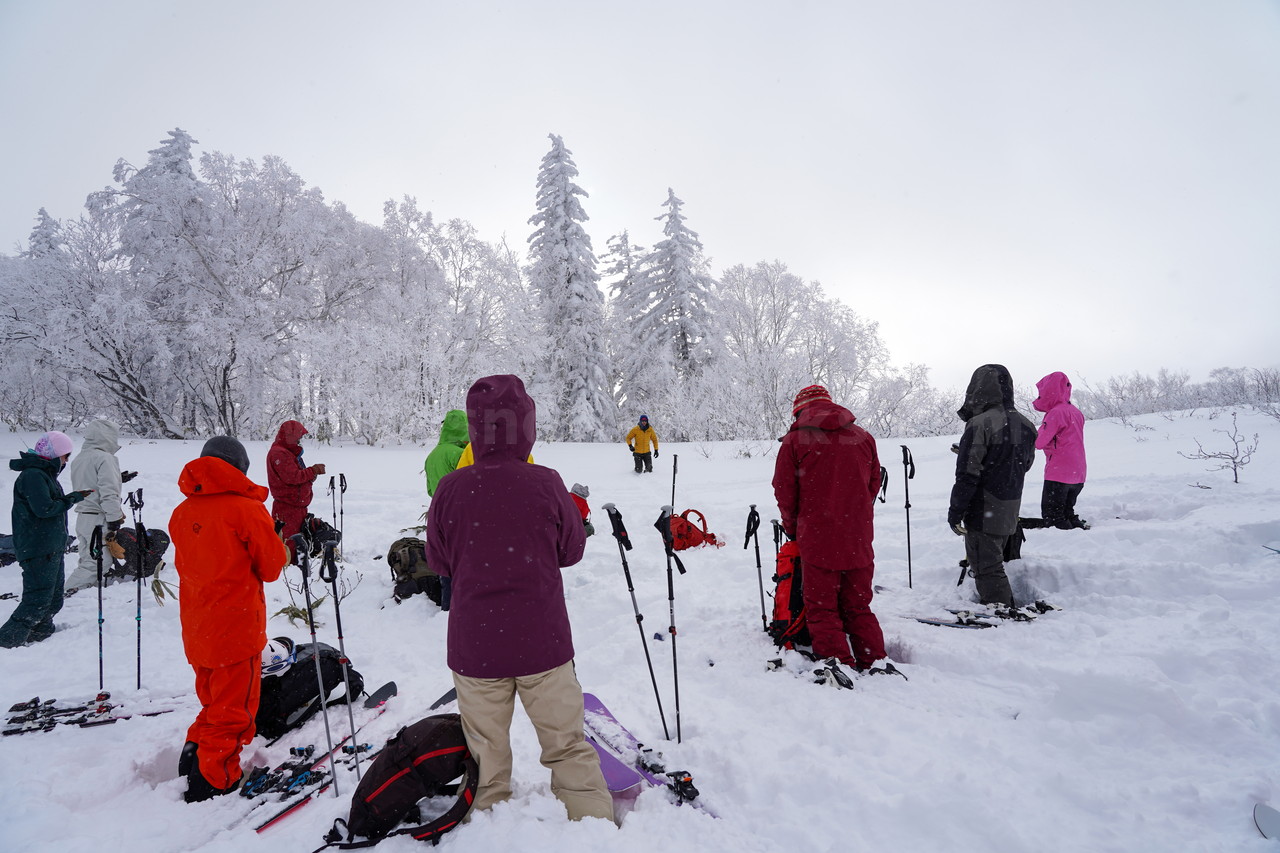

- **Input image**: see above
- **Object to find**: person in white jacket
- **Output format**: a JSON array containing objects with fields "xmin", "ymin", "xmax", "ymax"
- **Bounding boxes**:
[{"xmin": 66, "ymin": 419, "xmax": 130, "ymax": 593}]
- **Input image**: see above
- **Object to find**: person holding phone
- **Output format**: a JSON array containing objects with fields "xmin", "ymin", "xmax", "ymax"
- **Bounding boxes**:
[{"xmin": 0, "ymin": 431, "xmax": 92, "ymax": 648}]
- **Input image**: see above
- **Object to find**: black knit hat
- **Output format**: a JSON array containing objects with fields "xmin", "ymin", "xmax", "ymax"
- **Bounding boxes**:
[{"xmin": 201, "ymin": 435, "xmax": 250, "ymax": 473}]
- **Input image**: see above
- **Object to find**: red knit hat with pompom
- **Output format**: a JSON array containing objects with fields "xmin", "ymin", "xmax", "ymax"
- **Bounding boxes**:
[{"xmin": 792, "ymin": 385, "xmax": 832, "ymax": 415}]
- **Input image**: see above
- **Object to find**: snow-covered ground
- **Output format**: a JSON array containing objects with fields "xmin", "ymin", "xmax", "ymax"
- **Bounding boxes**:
[{"xmin": 2, "ymin": 408, "xmax": 1279, "ymax": 852}]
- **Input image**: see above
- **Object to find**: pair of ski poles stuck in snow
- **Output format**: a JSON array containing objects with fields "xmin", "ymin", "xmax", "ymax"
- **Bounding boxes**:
[
  {"xmin": 600, "ymin": 453, "xmax": 684, "ymax": 744},
  {"xmin": 88, "ymin": 488, "xmax": 149, "ymax": 693}
]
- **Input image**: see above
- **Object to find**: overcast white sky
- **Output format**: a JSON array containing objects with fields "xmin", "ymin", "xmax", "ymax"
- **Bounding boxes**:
[{"xmin": 3, "ymin": 0, "xmax": 1278, "ymax": 391}]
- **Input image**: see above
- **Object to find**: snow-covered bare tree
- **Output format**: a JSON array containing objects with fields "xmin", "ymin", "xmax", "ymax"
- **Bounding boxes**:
[{"xmin": 525, "ymin": 134, "xmax": 616, "ymax": 441}]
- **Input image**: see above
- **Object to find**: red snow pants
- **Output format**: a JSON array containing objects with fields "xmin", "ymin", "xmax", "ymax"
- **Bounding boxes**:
[
  {"xmin": 186, "ymin": 655, "xmax": 261, "ymax": 789},
  {"xmin": 801, "ymin": 560, "xmax": 885, "ymax": 669}
]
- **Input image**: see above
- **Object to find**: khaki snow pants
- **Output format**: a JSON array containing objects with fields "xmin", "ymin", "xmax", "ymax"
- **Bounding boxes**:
[{"xmin": 452, "ymin": 660, "xmax": 614, "ymax": 823}]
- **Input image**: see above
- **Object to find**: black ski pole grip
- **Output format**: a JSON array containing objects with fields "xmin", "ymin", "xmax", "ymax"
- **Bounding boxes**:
[
  {"xmin": 601, "ymin": 503, "xmax": 632, "ymax": 550},
  {"xmin": 878, "ymin": 466, "xmax": 889, "ymax": 503},
  {"xmin": 901, "ymin": 445, "xmax": 915, "ymax": 479},
  {"xmin": 320, "ymin": 542, "xmax": 338, "ymax": 584},
  {"xmin": 290, "ymin": 534, "xmax": 309, "ymax": 577},
  {"xmin": 744, "ymin": 506, "xmax": 760, "ymax": 548},
  {"xmin": 340, "ymin": 473, "xmax": 347, "ymax": 493}
]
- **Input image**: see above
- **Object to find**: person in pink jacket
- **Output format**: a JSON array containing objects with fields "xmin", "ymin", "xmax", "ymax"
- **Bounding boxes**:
[{"xmin": 1032, "ymin": 372, "xmax": 1088, "ymax": 530}]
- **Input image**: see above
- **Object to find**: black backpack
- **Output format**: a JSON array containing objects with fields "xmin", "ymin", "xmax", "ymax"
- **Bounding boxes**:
[
  {"xmin": 105, "ymin": 527, "xmax": 170, "ymax": 581},
  {"xmin": 300, "ymin": 514, "xmax": 342, "ymax": 557},
  {"xmin": 386, "ymin": 537, "xmax": 443, "ymax": 607},
  {"xmin": 320, "ymin": 713, "xmax": 477, "ymax": 849},
  {"xmin": 256, "ymin": 641, "xmax": 364, "ymax": 741}
]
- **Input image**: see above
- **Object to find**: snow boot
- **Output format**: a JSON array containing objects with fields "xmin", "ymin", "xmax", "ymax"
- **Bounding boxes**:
[{"xmin": 178, "ymin": 741, "xmax": 198, "ymax": 777}]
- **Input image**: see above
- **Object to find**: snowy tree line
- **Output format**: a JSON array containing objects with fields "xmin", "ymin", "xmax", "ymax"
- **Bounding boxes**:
[
  {"xmin": 0, "ymin": 130, "xmax": 951, "ymax": 443},
  {"xmin": 2, "ymin": 129, "xmax": 1271, "ymax": 444}
]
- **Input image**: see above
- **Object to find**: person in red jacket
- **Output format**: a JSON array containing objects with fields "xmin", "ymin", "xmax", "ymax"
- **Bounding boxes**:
[
  {"xmin": 771, "ymin": 384, "xmax": 886, "ymax": 671},
  {"xmin": 170, "ymin": 436, "xmax": 289, "ymax": 802},
  {"xmin": 266, "ymin": 420, "xmax": 325, "ymax": 561}
]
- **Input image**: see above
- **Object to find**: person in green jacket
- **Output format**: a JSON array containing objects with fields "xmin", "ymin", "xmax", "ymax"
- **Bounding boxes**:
[
  {"xmin": 424, "ymin": 410, "xmax": 470, "ymax": 497},
  {"xmin": 0, "ymin": 431, "xmax": 92, "ymax": 648}
]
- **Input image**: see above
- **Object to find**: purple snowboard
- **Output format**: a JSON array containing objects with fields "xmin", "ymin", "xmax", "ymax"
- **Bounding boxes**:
[{"xmin": 583, "ymin": 693, "xmax": 666, "ymax": 787}]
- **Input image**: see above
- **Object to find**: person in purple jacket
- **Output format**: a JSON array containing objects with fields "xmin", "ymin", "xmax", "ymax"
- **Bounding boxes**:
[
  {"xmin": 1032, "ymin": 371, "xmax": 1089, "ymax": 529},
  {"xmin": 426, "ymin": 375, "xmax": 613, "ymax": 824}
]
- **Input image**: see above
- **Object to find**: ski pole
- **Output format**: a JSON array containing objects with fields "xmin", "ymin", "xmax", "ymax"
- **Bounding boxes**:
[
  {"xmin": 602, "ymin": 503, "xmax": 669, "ymax": 740},
  {"xmin": 670, "ymin": 455, "xmax": 678, "ymax": 508},
  {"xmin": 291, "ymin": 534, "xmax": 340, "ymax": 797},
  {"xmin": 901, "ymin": 446, "xmax": 915, "ymax": 589},
  {"xmin": 745, "ymin": 506, "xmax": 766, "ymax": 631},
  {"xmin": 771, "ymin": 518, "xmax": 784, "ymax": 560},
  {"xmin": 320, "ymin": 540, "xmax": 363, "ymax": 781},
  {"xmin": 878, "ymin": 466, "xmax": 889, "ymax": 503},
  {"xmin": 338, "ymin": 474, "xmax": 346, "ymax": 552},
  {"xmin": 653, "ymin": 506, "xmax": 686, "ymax": 742},
  {"xmin": 90, "ymin": 524, "xmax": 104, "ymax": 691},
  {"xmin": 328, "ymin": 476, "xmax": 337, "ymax": 531},
  {"xmin": 127, "ymin": 489, "xmax": 145, "ymax": 690}
]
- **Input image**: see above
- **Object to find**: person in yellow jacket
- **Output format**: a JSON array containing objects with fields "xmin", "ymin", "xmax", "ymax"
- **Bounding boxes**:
[{"xmin": 625, "ymin": 415, "xmax": 659, "ymax": 474}]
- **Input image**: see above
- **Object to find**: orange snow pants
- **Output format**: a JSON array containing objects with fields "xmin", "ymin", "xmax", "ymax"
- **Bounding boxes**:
[{"xmin": 186, "ymin": 655, "xmax": 261, "ymax": 789}]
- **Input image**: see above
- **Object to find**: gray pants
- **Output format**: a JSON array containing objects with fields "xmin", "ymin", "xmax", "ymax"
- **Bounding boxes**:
[
  {"xmin": 964, "ymin": 529, "xmax": 1014, "ymax": 607},
  {"xmin": 66, "ymin": 512, "xmax": 104, "ymax": 592}
]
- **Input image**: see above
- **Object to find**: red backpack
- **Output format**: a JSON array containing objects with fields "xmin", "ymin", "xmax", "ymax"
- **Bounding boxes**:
[
  {"xmin": 768, "ymin": 540, "xmax": 810, "ymax": 650},
  {"xmin": 668, "ymin": 509, "xmax": 723, "ymax": 551}
]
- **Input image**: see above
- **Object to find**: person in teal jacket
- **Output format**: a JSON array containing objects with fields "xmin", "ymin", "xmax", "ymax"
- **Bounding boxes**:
[
  {"xmin": 424, "ymin": 410, "xmax": 469, "ymax": 497},
  {"xmin": 0, "ymin": 431, "xmax": 91, "ymax": 648}
]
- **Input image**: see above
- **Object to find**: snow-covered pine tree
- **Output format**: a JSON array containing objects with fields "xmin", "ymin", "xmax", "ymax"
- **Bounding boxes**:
[
  {"xmin": 525, "ymin": 134, "xmax": 616, "ymax": 441},
  {"xmin": 633, "ymin": 189, "xmax": 717, "ymax": 374}
]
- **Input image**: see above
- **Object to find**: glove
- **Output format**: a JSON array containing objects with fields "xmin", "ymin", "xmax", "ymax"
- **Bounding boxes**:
[
  {"xmin": 653, "ymin": 450, "xmax": 659, "ymax": 458},
  {"xmin": 104, "ymin": 534, "xmax": 126, "ymax": 561},
  {"xmin": 68, "ymin": 489, "xmax": 92, "ymax": 504},
  {"xmin": 628, "ymin": 445, "xmax": 636, "ymax": 454},
  {"xmin": 311, "ymin": 463, "xmax": 326, "ymax": 476},
  {"xmin": 121, "ymin": 470, "xmax": 138, "ymax": 483},
  {"xmin": 106, "ymin": 518, "xmax": 123, "ymax": 533},
  {"xmin": 951, "ymin": 522, "xmax": 967, "ymax": 537}
]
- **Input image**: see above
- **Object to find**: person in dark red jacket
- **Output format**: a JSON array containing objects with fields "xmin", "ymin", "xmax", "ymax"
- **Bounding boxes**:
[
  {"xmin": 771, "ymin": 384, "xmax": 885, "ymax": 671},
  {"xmin": 266, "ymin": 420, "xmax": 325, "ymax": 560},
  {"xmin": 427, "ymin": 375, "xmax": 613, "ymax": 823},
  {"xmin": 170, "ymin": 436, "xmax": 288, "ymax": 802}
]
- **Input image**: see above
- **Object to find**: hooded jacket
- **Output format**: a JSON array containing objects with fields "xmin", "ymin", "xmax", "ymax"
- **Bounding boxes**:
[
  {"xmin": 170, "ymin": 456, "xmax": 287, "ymax": 668},
  {"xmin": 625, "ymin": 422, "xmax": 659, "ymax": 454},
  {"xmin": 424, "ymin": 409, "xmax": 469, "ymax": 497},
  {"xmin": 267, "ymin": 420, "xmax": 316, "ymax": 507},
  {"xmin": 9, "ymin": 452, "xmax": 83, "ymax": 561},
  {"xmin": 69, "ymin": 419, "xmax": 125, "ymax": 523},
  {"xmin": 948, "ymin": 364, "xmax": 1038, "ymax": 534},
  {"xmin": 1032, "ymin": 372, "xmax": 1087, "ymax": 485},
  {"xmin": 772, "ymin": 398, "xmax": 881, "ymax": 571},
  {"xmin": 426, "ymin": 375, "xmax": 585, "ymax": 678}
]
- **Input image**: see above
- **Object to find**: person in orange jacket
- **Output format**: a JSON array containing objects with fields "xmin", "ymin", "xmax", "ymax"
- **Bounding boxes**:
[
  {"xmin": 266, "ymin": 420, "xmax": 325, "ymax": 560},
  {"xmin": 170, "ymin": 436, "xmax": 289, "ymax": 802}
]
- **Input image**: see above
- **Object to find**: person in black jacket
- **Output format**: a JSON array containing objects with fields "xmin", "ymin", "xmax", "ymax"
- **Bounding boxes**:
[
  {"xmin": 0, "ymin": 431, "xmax": 90, "ymax": 648},
  {"xmin": 948, "ymin": 365, "xmax": 1037, "ymax": 607}
]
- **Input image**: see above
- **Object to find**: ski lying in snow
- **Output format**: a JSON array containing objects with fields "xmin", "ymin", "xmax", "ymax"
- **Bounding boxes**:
[
  {"xmin": 1255, "ymin": 802, "xmax": 1280, "ymax": 839},
  {"xmin": 582, "ymin": 693, "xmax": 705, "ymax": 812},
  {"xmin": 5, "ymin": 692, "xmax": 178, "ymax": 735},
  {"xmin": 237, "ymin": 697, "xmax": 394, "ymax": 833},
  {"xmin": 429, "ymin": 686, "xmax": 457, "ymax": 710},
  {"xmin": 909, "ymin": 614, "xmax": 995, "ymax": 629}
]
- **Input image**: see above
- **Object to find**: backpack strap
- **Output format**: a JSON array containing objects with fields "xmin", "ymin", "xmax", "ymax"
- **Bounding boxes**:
[
  {"xmin": 386, "ymin": 754, "xmax": 478, "ymax": 845},
  {"xmin": 320, "ymin": 754, "xmax": 478, "ymax": 849},
  {"xmin": 680, "ymin": 509, "xmax": 709, "ymax": 536}
]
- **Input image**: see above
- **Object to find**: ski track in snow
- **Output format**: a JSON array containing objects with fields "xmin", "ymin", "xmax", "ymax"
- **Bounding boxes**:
[{"xmin": 2, "ymin": 410, "xmax": 1279, "ymax": 852}]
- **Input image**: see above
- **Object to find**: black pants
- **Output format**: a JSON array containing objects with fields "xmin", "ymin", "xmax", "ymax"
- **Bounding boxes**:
[
  {"xmin": 633, "ymin": 451, "xmax": 652, "ymax": 473},
  {"xmin": 1041, "ymin": 481, "xmax": 1084, "ymax": 529}
]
